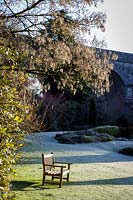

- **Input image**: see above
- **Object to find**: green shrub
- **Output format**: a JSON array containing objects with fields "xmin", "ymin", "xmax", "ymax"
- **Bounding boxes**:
[
  {"xmin": 0, "ymin": 69, "xmax": 34, "ymax": 199},
  {"xmin": 94, "ymin": 125, "xmax": 120, "ymax": 137},
  {"xmin": 98, "ymin": 133, "xmax": 114, "ymax": 142},
  {"xmin": 82, "ymin": 135, "xmax": 96, "ymax": 143}
]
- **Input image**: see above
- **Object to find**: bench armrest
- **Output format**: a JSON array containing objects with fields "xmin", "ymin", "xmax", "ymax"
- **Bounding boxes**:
[
  {"xmin": 44, "ymin": 164, "xmax": 66, "ymax": 168},
  {"xmin": 55, "ymin": 161, "xmax": 72, "ymax": 165}
]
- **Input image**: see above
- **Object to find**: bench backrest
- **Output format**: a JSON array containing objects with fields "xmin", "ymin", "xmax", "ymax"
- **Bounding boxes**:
[{"xmin": 42, "ymin": 153, "xmax": 54, "ymax": 172}]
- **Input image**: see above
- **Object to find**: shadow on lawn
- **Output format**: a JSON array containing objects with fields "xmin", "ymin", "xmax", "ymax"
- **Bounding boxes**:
[
  {"xmin": 18, "ymin": 156, "xmax": 41, "ymax": 164},
  {"xmin": 11, "ymin": 181, "xmax": 36, "ymax": 191},
  {"xmin": 69, "ymin": 176, "xmax": 133, "ymax": 186},
  {"xmin": 19, "ymin": 152, "xmax": 133, "ymax": 165},
  {"xmin": 11, "ymin": 176, "xmax": 133, "ymax": 191},
  {"xmin": 57, "ymin": 153, "xmax": 133, "ymax": 164},
  {"xmin": 11, "ymin": 180, "xmax": 61, "ymax": 191}
]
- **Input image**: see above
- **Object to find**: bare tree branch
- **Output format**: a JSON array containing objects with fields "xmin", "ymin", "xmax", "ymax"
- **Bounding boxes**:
[
  {"xmin": 6, "ymin": 0, "xmax": 44, "ymax": 17},
  {"xmin": 3, "ymin": 0, "xmax": 30, "ymax": 31}
]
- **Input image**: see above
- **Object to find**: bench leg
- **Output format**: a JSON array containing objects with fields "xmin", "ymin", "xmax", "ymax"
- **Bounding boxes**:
[
  {"xmin": 67, "ymin": 173, "xmax": 70, "ymax": 182},
  {"xmin": 42, "ymin": 175, "xmax": 46, "ymax": 185},
  {"xmin": 59, "ymin": 168, "xmax": 63, "ymax": 188}
]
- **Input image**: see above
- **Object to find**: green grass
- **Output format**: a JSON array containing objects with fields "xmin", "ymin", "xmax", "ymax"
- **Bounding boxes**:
[{"xmin": 11, "ymin": 133, "xmax": 133, "ymax": 200}]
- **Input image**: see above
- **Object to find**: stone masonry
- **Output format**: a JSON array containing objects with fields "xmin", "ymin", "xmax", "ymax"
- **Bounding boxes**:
[{"xmin": 96, "ymin": 50, "xmax": 133, "ymax": 125}]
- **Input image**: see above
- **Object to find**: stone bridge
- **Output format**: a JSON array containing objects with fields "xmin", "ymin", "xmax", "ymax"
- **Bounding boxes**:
[{"xmin": 96, "ymin": 50, "xmax": 133, "ymax": 125}]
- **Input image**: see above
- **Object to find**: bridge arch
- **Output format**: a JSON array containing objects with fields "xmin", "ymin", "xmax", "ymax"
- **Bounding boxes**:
[
  {"xmin": 96, "ymin": 70, "xmax": 125, "ymax": 124},
  {"xmin": 113, "ymin": 67, "xmax": 127, "ymax": 86}
]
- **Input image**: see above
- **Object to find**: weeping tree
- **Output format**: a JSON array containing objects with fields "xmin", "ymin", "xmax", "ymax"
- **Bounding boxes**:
[
  {"xmin": 28, "ymin": 9, "xmax": 113, "ymax": 94},
  {"xmin": 0, "ymin": 0, "xmax": 116, "ymax": 95},
  {"xmin": 0, "ymin": 0, "xmax": 117, "ymax": 199},
  {"xmin": 23, "ymin": 9, "xmax": 116, "ymax": 129}
]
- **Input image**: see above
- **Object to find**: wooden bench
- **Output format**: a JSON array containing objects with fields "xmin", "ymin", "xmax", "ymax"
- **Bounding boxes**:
[{"xmin": 42, "ymin": 152, "xmax": 72, "ymax": 188}]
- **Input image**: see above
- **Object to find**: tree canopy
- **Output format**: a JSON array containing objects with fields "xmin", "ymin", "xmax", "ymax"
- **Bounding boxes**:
[{"xmin": 0, "ymin": 0, "xmax": 116, "ymax": 95}]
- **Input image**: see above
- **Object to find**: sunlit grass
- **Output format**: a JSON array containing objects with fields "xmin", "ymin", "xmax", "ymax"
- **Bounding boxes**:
[{"xmin": 11, "ymin": 133, "xmax": 133, "ymax": 200}]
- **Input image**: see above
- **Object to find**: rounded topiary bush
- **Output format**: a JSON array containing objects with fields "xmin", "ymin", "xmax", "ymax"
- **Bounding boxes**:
[
  {"xmin": 94, "ymin": 125, "xmax": 120, "ymax": 137},
  {"xmin": 55, "ymin": 130, "xmax": 115, "ymax": 144},
  {"xmin": 82, "ymin": 135, "xmax": 96, "ymax": 143},
  {"xmin": 97, "ymin": 133, "xmax": 115, "ymax": 142}
]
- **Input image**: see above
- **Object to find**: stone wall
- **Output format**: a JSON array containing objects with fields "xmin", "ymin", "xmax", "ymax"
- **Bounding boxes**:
[{"xmin": 96, "ymin": 50, "xmax": 133, "ymax": 125}]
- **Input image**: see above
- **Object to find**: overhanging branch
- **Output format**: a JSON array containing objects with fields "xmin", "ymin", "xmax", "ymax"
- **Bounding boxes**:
[{"xmin": 4, "ymin": 0, "xmax": 45, "ymax": 18}]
